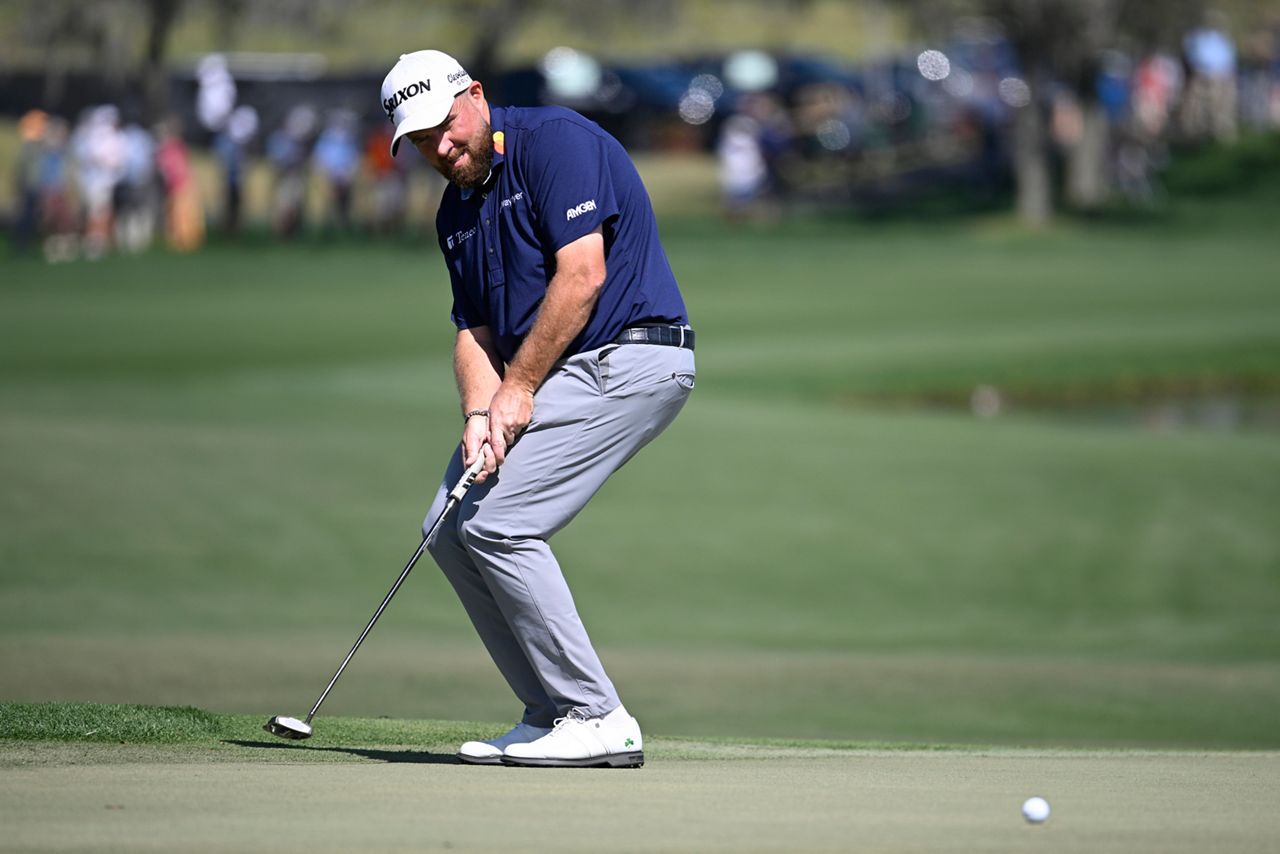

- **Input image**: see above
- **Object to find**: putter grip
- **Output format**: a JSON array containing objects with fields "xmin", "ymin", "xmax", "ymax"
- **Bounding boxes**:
[{"xmin": 448, "ymin": 450, "xmax": 488, "ymax": 503}]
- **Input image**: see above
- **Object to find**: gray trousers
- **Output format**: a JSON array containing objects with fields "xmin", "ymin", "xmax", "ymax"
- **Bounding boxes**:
[{"xmin": 424, "ymin": 343, "xmax": 695, "ymax": 727}]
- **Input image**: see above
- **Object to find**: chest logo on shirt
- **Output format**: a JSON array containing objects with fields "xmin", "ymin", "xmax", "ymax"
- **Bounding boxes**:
[
  {"xmin": 446, "ymin": 225, "xmax": 477, "ymax": 251},
  {"xmin": 500, "ymin": 191, "xmax": 524, "ymax": 209},
  {"xmin": 566, "ymin": 199, "xmax": 597, "ymax": 220}
]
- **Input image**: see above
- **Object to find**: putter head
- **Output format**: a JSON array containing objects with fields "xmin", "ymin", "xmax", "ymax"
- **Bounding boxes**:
[{"xmin": 263, "ymin": 715, "xmax": 313, "ymax": 740}]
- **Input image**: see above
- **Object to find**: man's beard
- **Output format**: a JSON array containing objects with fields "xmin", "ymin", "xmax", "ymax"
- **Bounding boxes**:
[{"xmin": 444, "ymin": 120, "xmax": 494, "ymax": 189}]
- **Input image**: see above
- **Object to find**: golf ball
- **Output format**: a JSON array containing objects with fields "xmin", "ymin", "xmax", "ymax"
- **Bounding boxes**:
[{"xmin": 1022, "ymin": 796, "xmax": 1050, "ymax": 824}]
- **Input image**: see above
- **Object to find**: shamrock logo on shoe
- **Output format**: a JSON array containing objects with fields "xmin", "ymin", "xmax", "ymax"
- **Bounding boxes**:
[{"xmin": 624, "ymin": 738, "xmax": 634, "ymax": 747}]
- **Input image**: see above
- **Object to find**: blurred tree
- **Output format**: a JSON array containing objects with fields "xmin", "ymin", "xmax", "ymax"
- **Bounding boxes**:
[
  {"xmin": 456, "ymin": 0, "xmax": 530, "ymax": 85},
  {"xmin": 14, "ymin": 0, "xmax": 189, "ymax": 120},
  {"xmin": 1057, "ymin": 0, "xmax": 1205, "ymax": 211},
  {"xmin": 900, "ymin": 0, "xmax": 1212, "ymax": 226},
  {"xmin": 9, "ymin": 0, "xmax": 345, "ymax": 121},
  {"xmin": 17, "ymin": 0, "xmax": 135, "ymax": 111},
  {"xmin": 141, "ymin": 0, "xmax": 183, "ymax": 121}
]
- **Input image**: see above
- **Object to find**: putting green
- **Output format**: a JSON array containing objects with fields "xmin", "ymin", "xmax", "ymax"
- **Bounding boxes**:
[{"xmin": 3, "ymin": 740, "xmax": 1277, "ymax": 853}]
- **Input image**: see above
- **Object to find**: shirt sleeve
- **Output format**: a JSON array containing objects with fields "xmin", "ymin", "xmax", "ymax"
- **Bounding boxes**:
[
  {"xmin": 522, "ymin": 119, "xmax": 620, "ymax": 252},
  {"xmin": 440, "ymin": 242, "xmax": 484, "ymax": 332},
  {"xmin": 448, "ymin": 276, "xmax": 485, "ymax": 330}
]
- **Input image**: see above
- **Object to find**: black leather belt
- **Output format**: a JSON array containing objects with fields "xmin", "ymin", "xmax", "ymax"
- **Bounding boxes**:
[{"xmin": 613, "ymin": 325, "xmax": 695, "ymax": 351}]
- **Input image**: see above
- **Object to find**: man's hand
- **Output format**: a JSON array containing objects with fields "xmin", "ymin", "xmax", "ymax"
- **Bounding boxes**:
[
  {"xmin": 461, "ymin": 414, "xmax": 498, "ymax": 484},
  {"xmin": 487, "ymin": 380, "xmax": 535, "ymax": 467}
]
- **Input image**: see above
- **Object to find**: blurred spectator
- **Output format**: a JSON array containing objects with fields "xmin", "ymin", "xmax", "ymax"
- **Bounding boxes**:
[
  {"xmin": 114, "ymin": 121, "xmax": 158, "ymax": 254},
  {"xmin": 717, "ymin": 112, "xmax": 768, "ymax": 221},
  {"xmin": 12, "ymin": 110, "xmax": 47, "ymax": 254},
  {"xmin": 364, "ymin": 124, "xmax": 409, "ymax": 235},
  {"xmin": 73, "ymin": 105, "xmax": 125, "ymax": 260},
  {"xmin": 213, "ymin": 105, "xmax": 259, "ymax": 237},
  {"xmin": 1181, "ymin": 11, "xmax": 1238, "ymax": 142},
  {"xmin": 1050, "ymin": 86, "xmax": 1084, "ymax": 148},
  {"xmin": 266, "ymin": 105, "xmax": 316, "ymax": 239},
  {"xmin": 196, "ymin": 54, "xmax": 237, "ymax": 139},
  {"xmin": 312, "ymin": 109, "xmax": 361, "ymax": 234},
  {"xmin": 1115, "ymin": 130, "xmax": 1156, "ymax": 207},
  {"xmin": 39, "ymin": 116, "xmax": 79, "ymax": 263},
  {"xmin": 756, "ymin": 94, "xmax": 796, "ymax": 192},
  {"xmin": 1097, "ymin": 51, "xmax": 1133, "ymax": 127},
  {"xmin": 1239, "ymin": 30, "xmax": 1279, "ymax": 131},
  {"xmin": 718, "ymin": 92, "xmax": 792, "ymax": 220},
  {"xmin": 1097, "ymin": 51, "xmax": 1147, "ymax": 207},
  {"xmin": 969, "ymin": 66, "xmax": 1009, "ymax": 194},
  {"xmin": 155, "ymin": 119, "xmax": 205, "ymax": 252},
  {"xmin": 1132, "ymin": 52, "xmax": 1183, "ymax": 140}
]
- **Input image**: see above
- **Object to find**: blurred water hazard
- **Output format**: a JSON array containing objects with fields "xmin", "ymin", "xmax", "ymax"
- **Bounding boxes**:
[{"xmin": 965, "ymin": 386, "xmax": 1280, "ymax": 433}]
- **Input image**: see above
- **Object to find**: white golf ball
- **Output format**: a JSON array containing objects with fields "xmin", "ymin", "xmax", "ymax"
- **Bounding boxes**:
[{"xmin": 1022, "ymin": 796, "xmax": 1051, "ymax": 824}]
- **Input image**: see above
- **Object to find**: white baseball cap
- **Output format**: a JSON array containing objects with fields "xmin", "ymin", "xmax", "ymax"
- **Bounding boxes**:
[{"xmin": 381, "ymin": 50, "xmax": 472, "ymax": 156}]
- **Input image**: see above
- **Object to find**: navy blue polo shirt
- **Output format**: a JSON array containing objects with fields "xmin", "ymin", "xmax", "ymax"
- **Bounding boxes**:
[{"xmin": 436, "ymin": 105, "xmax": 688, "ymax": 364}]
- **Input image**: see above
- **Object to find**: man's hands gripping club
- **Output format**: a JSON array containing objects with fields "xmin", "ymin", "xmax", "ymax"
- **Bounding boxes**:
[{"xmin": 462, "ymin": 381, "xmax": 534, "ymax": 485}]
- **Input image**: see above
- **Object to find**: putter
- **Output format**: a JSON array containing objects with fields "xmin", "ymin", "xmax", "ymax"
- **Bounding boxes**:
[{"xmin": 264, "ymin": 450, "xmax": 489, "ymax": 740}]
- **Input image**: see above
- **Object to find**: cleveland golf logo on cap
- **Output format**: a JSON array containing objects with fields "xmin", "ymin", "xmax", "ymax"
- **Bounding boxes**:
[{"xmin": 383, "ymin": 79, "xmax": 432, "ymax": 120}]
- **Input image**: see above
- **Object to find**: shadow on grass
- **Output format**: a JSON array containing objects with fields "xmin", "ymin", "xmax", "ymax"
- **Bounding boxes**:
[{"xmin": 223, "ymin": 739, "xmax": 462, "ymax": 765}]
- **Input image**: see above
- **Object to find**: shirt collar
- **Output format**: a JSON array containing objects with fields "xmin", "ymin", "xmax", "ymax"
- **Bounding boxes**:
[{"xmin": 460, "ymin": 106, "xmax": 506, "ymax": 201}]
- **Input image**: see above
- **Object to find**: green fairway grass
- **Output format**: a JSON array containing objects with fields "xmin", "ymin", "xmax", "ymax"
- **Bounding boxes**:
[
  {"xmin": 2, "ymin": 167, "xmax": 1279, "ymax": 750},
  {"xmin": 3, "ymin": 703, "xmax": 1279, "ymax": 854}
]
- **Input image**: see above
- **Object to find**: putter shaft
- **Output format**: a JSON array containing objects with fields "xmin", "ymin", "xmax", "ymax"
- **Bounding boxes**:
[
  {"xmin": 269, "ymin": 451, "xmax": 488, "ymax": 736},
  {"xmin": 301, "ymin": 534, "xmax": 433, "ymax": 725}
]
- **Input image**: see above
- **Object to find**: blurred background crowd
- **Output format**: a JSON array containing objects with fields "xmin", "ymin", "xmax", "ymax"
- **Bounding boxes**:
[{"xmin": 3, "ymin": 0, "xmax": 1279, "ymax": 261}]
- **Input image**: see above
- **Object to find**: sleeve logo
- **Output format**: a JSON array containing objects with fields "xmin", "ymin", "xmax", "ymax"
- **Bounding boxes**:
[{"xmin": 565, "ymin": 199, "xmax": 597, "ymax": 220}]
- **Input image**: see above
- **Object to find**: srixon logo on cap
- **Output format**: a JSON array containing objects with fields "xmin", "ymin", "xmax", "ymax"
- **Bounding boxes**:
[{"xmin": 383, "ymin": 79, "xmax": 431, "ymax": 119}]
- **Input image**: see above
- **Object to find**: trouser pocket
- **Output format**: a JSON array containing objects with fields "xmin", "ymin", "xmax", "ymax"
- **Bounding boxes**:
[{"xmin": 601, "ymin": 345, "xmax": 695, "ymax": 397}]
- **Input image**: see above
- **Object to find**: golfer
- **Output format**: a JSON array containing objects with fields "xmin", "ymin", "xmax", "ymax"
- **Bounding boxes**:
[{"xmin": 381, "ymin": 50, "xmax": 695, "ymax": 767}]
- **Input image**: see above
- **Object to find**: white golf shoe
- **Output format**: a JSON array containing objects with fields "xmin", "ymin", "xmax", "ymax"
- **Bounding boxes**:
[
  {"xmin": 457, "ymin": 721, "xmax": 553, "ymax": 765},
  {"xmin": 501, "ymin": 706, "xmax": 644, "ymax": 768}
]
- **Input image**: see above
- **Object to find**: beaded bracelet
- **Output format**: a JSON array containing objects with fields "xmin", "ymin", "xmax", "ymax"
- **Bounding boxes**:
[{"xmin": 464, "ymin": 409, "xmax": 490, "ymax": 421}]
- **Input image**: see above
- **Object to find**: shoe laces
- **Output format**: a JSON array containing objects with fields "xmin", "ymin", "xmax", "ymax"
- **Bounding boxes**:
[{"xmin": 550, "ymin": 707, "xmax": 591, "ymax": 731}]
